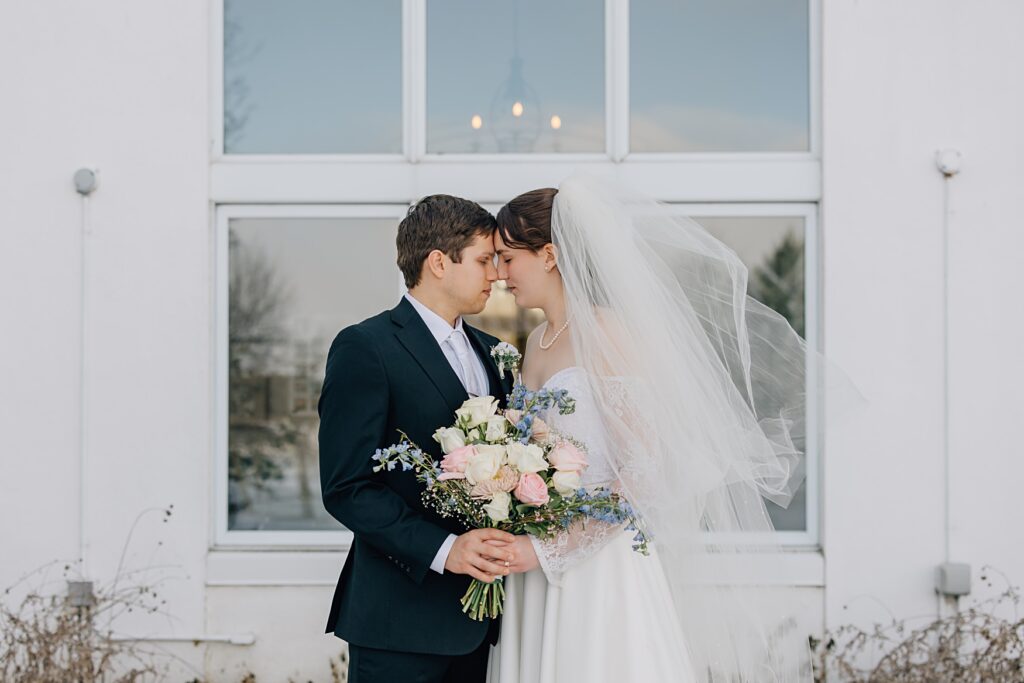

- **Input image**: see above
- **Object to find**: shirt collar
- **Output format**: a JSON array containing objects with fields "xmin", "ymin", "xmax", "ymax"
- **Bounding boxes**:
[{"xmin": 403, "ymin": 293, "xmax": 465, "ymax": 345}]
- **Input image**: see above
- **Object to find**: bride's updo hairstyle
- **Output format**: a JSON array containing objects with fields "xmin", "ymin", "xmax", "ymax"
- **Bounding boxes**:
[
  {"xmin": 496, "ymin": 188, "xmax": 558, "ymax": 250},
  {"xmin": 498, "ymin": 186, "xmax": 609, "ymax": 306}
]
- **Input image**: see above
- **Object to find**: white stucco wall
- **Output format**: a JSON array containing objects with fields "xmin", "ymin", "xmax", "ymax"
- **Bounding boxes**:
[
  {"xmin": 1, "ymin": 0, "xmax": 213, "ymax": 677},
  {"xmin": 821, "ymin": 0, "xmax": 1024, "ymax": 637}
]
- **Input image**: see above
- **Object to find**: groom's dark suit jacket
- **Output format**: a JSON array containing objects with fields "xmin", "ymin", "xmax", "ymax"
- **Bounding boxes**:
[{"xmin": 318, "ymin": 297, "xmax": 513, "ymax": 656}]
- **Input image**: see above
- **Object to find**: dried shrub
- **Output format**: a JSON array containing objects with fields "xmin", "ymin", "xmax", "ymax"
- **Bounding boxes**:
[
  {"xmin": 0, "ymin": 506, "xmax": 181, "ymax": 682},
  {"xmin": 812, "ymin": 566, "xmax": 1024, "ymax": 682}
]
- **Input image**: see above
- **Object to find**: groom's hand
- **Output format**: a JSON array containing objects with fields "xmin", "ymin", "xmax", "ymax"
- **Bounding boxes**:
[{"xmin": 445, "ymin": 529, "xmax": 516, "ymax": 583}]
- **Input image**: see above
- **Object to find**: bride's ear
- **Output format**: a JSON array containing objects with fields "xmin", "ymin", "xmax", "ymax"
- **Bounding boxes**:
[{"xmin": 543, "ymin": 244, "xmax": 559, "ymax": 273}]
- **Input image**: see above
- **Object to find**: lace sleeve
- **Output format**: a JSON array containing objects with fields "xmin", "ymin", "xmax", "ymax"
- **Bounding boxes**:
[{"xmin": 530, "ymin": 516, "xmax": 623, "ymax": 586}]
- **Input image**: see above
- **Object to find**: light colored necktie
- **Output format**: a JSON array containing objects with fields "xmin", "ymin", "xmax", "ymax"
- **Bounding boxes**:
[{"xmin": 448, "ymin": 329, "xmax": 483, "ymax": 397}]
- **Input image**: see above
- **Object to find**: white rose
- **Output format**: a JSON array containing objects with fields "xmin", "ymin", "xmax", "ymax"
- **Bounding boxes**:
[
  {"xmin": 493, "ymin": 341, "xmax": 518, "ymax": 356},
  {"xmin": 506, "ymin": 442, "xmax": 549, "ymax": 474},
  {"xmin": 551, "ymin": 470, "xmax": 582, "ymax": 496},
  {"xmin": 456, "ymin": 396, "xmax": 499, "ymax": 428},
  {"xmin": 465, "ymin": 445, "xmax": 506, "ymax": 485},
  {"xmin": 482, "ymin": 491, "xmax": 511, "ymax": 523},
  {"xmin": 432, "ymin": 427, "xmax": 466, "ymax": 454},
  {"xmin": 484, "ymin": 416, "xmax": 508, "ymax": 442},
  {"xmin": 475, "ymin": 444, "xmax": 508, "ymax": 462}
]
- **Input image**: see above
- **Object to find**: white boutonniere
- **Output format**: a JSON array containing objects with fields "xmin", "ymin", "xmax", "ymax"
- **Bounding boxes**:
[{"xmin": 489, "ymin": 341, "xmax": 522, "ymax": 379}]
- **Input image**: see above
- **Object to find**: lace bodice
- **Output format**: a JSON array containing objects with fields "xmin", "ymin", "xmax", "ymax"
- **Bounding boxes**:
[
  {"xmin": 528, "ymin": 366, "xmax": 627, "ymax": 585},
  {"xmin": 540, "ymin": 367, "xmax": 617, "ymax": 488}
]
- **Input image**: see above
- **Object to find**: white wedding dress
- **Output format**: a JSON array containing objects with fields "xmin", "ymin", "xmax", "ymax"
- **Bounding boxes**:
[{"xmin": 487, "ymin": 367, "xmax": 699, "ymax": 683}]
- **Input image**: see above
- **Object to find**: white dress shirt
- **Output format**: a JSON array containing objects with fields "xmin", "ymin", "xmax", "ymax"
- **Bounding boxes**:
[{"xmin": 403, "ymin": 293, "xmax": 490, "ymax": 574}]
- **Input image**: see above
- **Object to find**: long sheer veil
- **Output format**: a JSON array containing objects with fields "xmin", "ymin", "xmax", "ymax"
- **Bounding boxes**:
[{"xmin": 550, "ymin": 174, "xmax": 859, "ymax": 681}]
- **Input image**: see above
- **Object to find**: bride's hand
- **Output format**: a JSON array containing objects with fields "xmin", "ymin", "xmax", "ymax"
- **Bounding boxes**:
[{"xmin": 485, "ymin": 536, "xmax": 539, "ymax": 573}]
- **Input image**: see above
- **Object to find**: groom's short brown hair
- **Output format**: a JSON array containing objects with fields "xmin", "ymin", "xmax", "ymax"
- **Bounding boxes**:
[{"xmin": 397, "ymin": 194, "xmax": 497, "ymax": 288}]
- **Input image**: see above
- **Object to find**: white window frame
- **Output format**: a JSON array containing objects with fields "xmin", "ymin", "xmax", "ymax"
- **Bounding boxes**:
[
  {"xmin": 213, "ymin": 203, "xmax": 409, "ymax": 549},
  {"xmin": 209, "ymin": 0, "xmax": 822, "ymax": 205}
]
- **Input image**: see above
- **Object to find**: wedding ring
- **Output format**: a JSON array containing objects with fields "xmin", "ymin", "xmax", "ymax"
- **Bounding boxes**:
[{"xmin": 505, "ymin": 560, "xmax": 510, "ymax": 568}]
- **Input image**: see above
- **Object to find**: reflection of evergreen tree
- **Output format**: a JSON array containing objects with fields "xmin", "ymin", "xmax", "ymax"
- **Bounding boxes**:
[{"xmin": 749, "ymin": 230, "xmax": 805, "ymax": 338}]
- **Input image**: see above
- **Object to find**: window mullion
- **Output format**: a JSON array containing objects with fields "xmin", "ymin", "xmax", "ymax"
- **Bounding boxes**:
[
  {"xmin": 607, "ymin": 0, "xmax": 629, "ymax": 161},
  {"xmin": 404, "ymin": 0, "xmax": 426, "ymax": 162}
]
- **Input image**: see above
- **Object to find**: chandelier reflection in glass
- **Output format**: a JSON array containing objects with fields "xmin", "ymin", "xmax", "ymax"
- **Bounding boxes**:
[
  {"xmin": 487, "ymin": 54, "xmax": 543, "ymax": 152},
  {"xmin": 471, "ymin": 0, "xmax": 564, "ymax": 153}
]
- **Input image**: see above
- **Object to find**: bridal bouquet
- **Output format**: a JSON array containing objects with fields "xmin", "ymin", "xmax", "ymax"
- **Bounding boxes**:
[{"xmin": 371, "ymin": 345, "xmax": 648, "ymax": 621}]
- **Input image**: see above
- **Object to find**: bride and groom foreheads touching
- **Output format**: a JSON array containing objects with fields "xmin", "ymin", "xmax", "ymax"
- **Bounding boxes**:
[
  {"xmin": 318, "ymin": 176, "xmax": 820, "ymax": 683},
  {"xmin": 317, "ymin": 187, "xmax": 574, "ymax": 683}
]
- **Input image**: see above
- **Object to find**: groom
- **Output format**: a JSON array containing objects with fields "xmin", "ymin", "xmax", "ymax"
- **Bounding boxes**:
[{"xmin": 318, "ymin": 195, "xmax": 518, "ymax": 682}]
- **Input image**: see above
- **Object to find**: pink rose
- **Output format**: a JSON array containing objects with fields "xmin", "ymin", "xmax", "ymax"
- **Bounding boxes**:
[
  {"xmin": 438, "ymin": 445, "xmax": 476, "ymax": 480},
  {"xmin": 514, "ymin": 472, "xmax": 550, "ymax": 506},
  {"xmin": 530, "ymin": 416, "xmax": 550, "ymax": 444},
  {"xmin": 548, "ymin": 441, "xmax": 587, "ymax": 472}
]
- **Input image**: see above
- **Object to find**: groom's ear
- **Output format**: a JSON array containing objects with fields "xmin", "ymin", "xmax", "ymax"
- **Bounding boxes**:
[{"xmin": 423, "ymin": 248, "xmax": 449, "ymax": 281}]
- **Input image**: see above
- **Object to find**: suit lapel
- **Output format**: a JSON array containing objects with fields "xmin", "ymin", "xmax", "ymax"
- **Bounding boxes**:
[
  {"xmin": 464, "ymin": 324, "xmax": 507, "ymax": 400},
  {"xmin": 391, "ymin": 299, "xmax": 468, "ymax": 412}
]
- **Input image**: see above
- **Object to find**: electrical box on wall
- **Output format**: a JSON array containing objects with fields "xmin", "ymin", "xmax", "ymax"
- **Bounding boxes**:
[{"xmin": 935, "ymin": 562, "xmax": 971, "ymax": 597}]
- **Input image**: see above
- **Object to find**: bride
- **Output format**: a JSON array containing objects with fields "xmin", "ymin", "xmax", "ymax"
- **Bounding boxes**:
[{"xmin": 485, "ymin": 175, "xmax": 827, "ymax": 682}]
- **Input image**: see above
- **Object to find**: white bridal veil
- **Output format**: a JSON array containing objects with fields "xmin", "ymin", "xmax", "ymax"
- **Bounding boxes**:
[{"xmin": 549, "ymin": 174, "xmax": 861, "ymax": 682}]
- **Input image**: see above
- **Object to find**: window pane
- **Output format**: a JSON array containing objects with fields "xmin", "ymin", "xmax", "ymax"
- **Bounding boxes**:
[
  {"xmin": 631, "ymin": 0, "xmax": 810, "ymax": 153},
  {"xmin": 223, "ymin": 0, "xmax": 402, "ymax": 154},
  {"xmin": 427, "ymin": 0, "xmax": 605, "ymax": 154},
  {"xmin": 227, "ymin": 216, "xmax": 399, "ymax": 530},
  {"xmin": 697, "ymin": 215, "xmax": 808, "ymax": 531}
]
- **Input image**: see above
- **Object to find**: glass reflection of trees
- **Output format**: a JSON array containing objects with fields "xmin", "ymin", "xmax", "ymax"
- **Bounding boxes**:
[
  {"xmin": 228, "ymin": 230, "xmax": 322, "ymax": 530},
  {"xmin": 749, "ymin": 230, "xmax": 805, "ymax": 338}
]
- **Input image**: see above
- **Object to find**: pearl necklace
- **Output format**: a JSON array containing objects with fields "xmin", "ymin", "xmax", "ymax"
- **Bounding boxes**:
[{"xmin": 539, "ymin": 317, "xmax": 570, "ymax": 350}]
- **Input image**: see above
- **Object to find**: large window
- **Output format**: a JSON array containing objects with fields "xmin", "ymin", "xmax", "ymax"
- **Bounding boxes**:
[
  {"xmin": 216, "ymin": 0, "xmax": 818, "ymax": 163},
  {"xmin": 213, "ymin": 1, "xmax": 824, "ymax": 551}
]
